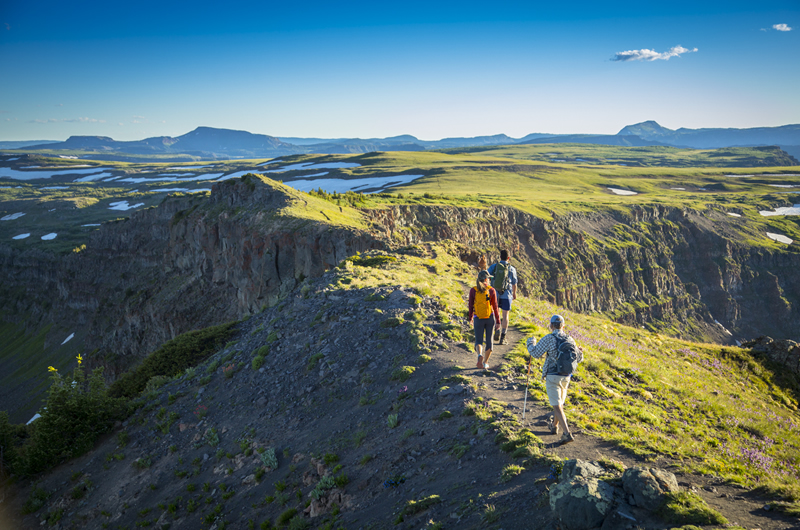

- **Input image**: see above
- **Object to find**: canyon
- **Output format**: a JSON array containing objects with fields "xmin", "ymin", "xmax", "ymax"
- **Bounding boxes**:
[{"xmin": 1, "ymin": 174, "xmax": 799, "ymax": 421}]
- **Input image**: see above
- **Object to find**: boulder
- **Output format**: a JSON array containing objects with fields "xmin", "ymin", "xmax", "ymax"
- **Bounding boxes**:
[
  {"xmin": 621, "ymin": 467, "xmax": 679, "ymax": 511},
  {"xmin": 560, "ymin": 459, "xmax": 605, "ymax": 482},
  {"xmin": 550, "ymin": 476, "xmax": 615, "ymax": 530}
]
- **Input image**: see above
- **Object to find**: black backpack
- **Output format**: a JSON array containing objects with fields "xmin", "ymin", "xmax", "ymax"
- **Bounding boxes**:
[{"xmin": 554, "ymin": 335, "xmax": 579, "ymax": 376}]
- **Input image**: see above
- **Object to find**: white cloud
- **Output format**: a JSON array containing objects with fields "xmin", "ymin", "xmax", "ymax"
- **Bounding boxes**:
[
  {"xmin": 773, "ymin": 23, "xmax": 792, "ymax": 31},
  {"xmin": 612, "ymin": 45, "xmax": 698, "ymax": 62}
]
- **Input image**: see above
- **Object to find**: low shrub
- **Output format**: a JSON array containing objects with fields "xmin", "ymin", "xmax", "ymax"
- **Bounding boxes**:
[{"xmin": 110, "ymin": 322, "xmax": 237, "ymax": 399}]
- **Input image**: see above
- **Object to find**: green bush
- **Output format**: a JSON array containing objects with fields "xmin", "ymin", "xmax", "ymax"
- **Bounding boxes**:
[
  {"xmin": 390, "ymin": 366, "xmax": 415, "ymax": 382},
  {"xmin": 110, "ymin": 322, "xmax": 236, "ymax": 399},
  {"xmin": 252, "ymin": 355, "xmax": 266, "ymax": 370},
  {"xmin": 23, "ymin": 361, "xmax": 126, "ymax": 475}
]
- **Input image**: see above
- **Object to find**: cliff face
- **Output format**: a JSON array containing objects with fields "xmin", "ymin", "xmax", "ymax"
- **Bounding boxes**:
[
  {"xmin": 0, "ymin": 179, "xmax": 383, "ymax": 392},
  {"xmin": 2, "ymin": 181, "xmax": 799, "ymax": 420},
  {"xmin": 363, "ymin": 204, "xmax": 800, "ymax": 343}
]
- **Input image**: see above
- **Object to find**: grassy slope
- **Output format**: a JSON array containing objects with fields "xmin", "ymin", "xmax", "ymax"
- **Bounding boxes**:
[
  {"xmin": 295, "ymin": 242, "xmax": 800, "ymax": 502},
  {"xmin": 334, "ymin": 245, "xmax": 800, "ymax": 501}
]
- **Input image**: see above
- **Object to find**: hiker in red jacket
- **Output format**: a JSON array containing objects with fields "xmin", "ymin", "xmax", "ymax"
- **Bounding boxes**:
[{"xmin": 467, "ymin": 270, "xmax": 501, "ymax": 370}]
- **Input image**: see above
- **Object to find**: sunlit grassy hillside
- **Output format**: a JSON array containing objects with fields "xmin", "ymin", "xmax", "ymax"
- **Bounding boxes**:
[{"xmin": 333, "ymin": 245, "xmax": 800, "ymax": 508}]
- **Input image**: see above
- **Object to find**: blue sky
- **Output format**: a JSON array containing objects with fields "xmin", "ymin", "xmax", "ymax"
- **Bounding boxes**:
[{"xmin": 1, "ymin": 0, "xmax": 798, "ymax": 141}]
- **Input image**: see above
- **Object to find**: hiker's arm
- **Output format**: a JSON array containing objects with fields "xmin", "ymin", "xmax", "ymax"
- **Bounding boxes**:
[
  {"xmin": 511, "ymin": 267, "xmax": 518, "ymax": 299},
  {"xmin": 490, "ymin": 289, "xmax": 500, "ymax": 323},
  {"xmin": 526, "ymin": 337, "xmax": 537, "ymax": 366},
  {"xmin": 466, "ymin": 288, "xmax": 475, "ymax": 321},
  {"xmin": 527, "ymin": 334, "xmax": 551, "ymax": 360}
]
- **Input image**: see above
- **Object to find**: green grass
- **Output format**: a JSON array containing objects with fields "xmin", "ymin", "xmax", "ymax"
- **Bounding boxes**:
[
  {"xmin": 503, "ymin": 296, "xmax": 800, "ymax": 500},
  {"xmin": 323, "ymin": 244, "xmax": 800, "ymax": 503}
]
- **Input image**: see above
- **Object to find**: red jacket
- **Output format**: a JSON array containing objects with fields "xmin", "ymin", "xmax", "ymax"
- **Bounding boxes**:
[{"xmin": 467, "ymin": 287, "xmax": 501, "ymax": 322}]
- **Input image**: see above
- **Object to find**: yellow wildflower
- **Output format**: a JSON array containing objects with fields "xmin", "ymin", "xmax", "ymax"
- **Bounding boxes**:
[
  {"xmin": 76, "ymin": 354, "xmax": 83, "ymax": 365},
  {"xmin": 48, "ymin": 366, "xmax": 58, "ymax": 373}
]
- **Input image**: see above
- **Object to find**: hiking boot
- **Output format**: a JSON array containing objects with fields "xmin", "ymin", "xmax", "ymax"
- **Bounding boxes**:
[
  {"xmin": 559, "ymin": 431, "xmax": 575, "ymax": 445},
  {"xmin": 547, "ymin": 418, "xmax": 561, "ymax": 436},
  {"xmin": 499, "ymin": 333, "xmax": 507, "ymax": 345},
  {"xmin": 493, "ymin": 329, "xmax": 501, "ymax": 342}
]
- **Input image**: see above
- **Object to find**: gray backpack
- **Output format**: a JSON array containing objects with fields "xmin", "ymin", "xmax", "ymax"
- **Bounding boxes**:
[{"xmin": 554, "ymin": 335, "xmax": 579, "ymax": 376}]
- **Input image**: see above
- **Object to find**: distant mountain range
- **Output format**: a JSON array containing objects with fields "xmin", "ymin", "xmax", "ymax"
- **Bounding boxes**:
[{"xmin": 6, "ymin": 122, "xmax": 800, "ymax": 161}]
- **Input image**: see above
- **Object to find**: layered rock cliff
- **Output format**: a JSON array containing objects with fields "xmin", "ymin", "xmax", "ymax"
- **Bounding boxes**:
[
  {"xmin": 2, "ymin": 176, "xmax": 799, "ymax": 420},
  {"xmin": 363, "ymin": 203, "xmax": 800, "ymax": 343}
]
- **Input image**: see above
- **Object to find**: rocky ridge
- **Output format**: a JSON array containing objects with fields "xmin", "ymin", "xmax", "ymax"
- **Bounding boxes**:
[{"xmin": 5, "ymin": 265, "xmax": 798, "ymax": 530}]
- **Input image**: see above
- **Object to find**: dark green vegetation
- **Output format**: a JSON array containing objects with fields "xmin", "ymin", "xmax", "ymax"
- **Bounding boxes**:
[
  {"xmin": 0, "ymin": 362, "xmax": 126, "ymax": 476},
  {"xmin": 109, "ymin": 322, "xmax": 237, "ymax": 399}
]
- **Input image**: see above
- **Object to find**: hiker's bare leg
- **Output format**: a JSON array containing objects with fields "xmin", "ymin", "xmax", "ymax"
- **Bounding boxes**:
[
  {"xmin": 553, "ymin": 404, "xmax": 570, "ymax": 434},
  {"xmin": 501, "ymin": 309, "xmax": 509, "ymax": 333},
  {"xmin": 483, "ymin": 348, "xmax": 492, "ymax": 367}
]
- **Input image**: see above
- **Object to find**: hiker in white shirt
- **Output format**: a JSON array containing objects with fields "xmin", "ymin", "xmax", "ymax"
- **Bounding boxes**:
[{"xmin": 526, "ymin": 314, "xmax": 583, "ymax": 444}]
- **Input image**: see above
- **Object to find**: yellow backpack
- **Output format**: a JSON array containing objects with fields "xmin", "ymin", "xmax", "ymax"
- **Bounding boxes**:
[{"xmin": 474, "ymin": 288, "xmax": 493, "ymax": 319}]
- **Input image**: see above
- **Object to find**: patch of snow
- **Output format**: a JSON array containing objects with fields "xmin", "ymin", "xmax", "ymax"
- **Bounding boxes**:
[
  {"xmin": 59, "ymin": 155, "xmax": 79, "ymax": 159},
  {"xmin": 285, "ymin": 174, "xmax": 424, "ymax": 194},
  {"xmin": 41, "ymin": 186, "xmax": 69, "ymax": 190},
  {"xmin": 724, "ymin": 174, "xmax": 754, "ymax": 178},
  {"xmin": 41, "ymin": 233, "xmax": 57, "ymax": 240},
  {"xmin": 263, "ymin": 162, "xmax": 361, "ymax": 173},
  {"xmin": 82, "ymin": 224, "xmax": 101, "ymax": 227},
  {"xmin": 0, "ymin": 186, "xmax": 12, "ymax": 189},
  {"xmin": 768, "ymin": 184, "xmax": 799, "ymax": 188},
  {"xmin": 61, "ymin": 333, "xmax": 75, "ymax": 345},
  {"xmin": 727, "ymin": 212, "xmax": 742, "ymax": 217},
  {"xmin": 118, "ymin": 173, "xmax": 223, "ymax": 184},
  {"xmin": 257, "ymin": 159, "xmax": 285, "ymax": 166},
  {"xmin": 103, "ymin": 176, "xmax": 123, "ymax": 181},
  {"xmin": 1, "ymin": 212, "xmax": 25, "ymax": 221},
  {"xmin": 0, "ymin": 167, "xmax": 112, "ymax": 180},
  {"xmin": 4, "ymin": 157, "xmax": 20, "ymax": 161},
  {"xmin": 766, "ymin": 232, "xmax": 793, "ymax": 244},
  {"xmin": 26, "ymin": 413, "xmax": 41, "ymax": 425},
  {"xmin": 48, "ymin": 208, "xmax": 56, "ymax": 212},
  {"xmin": 759, "ymin": 204, "xmax": 800, "ymax": 216},
  {"xmin": 608, "ymin": 188, "xmax": 638, "ymax": 196},
  {"xmin": 671, "ymin": 187, "xmax": 686, "ymax": 190},
  {"xmin": 109, "ymin": 201, "xmax": 145, "ymax": 211},
  {"xmin": 158, "ymin": 173, "xmax": 197, "ymax": 177},
  {"xmin": 12, "ymin": 233, "xmax": 30, "ymax": 240},
  {"xmin": 167, "ymin": 165, "xmax": 216, "ymax": 169},
  {"xmin": 149, "ymin": 188, "xmax": 212, "ymax": 193},
  {"xmin": 73, "ymin": 172, "xmax": 115, "ymax": 182}
]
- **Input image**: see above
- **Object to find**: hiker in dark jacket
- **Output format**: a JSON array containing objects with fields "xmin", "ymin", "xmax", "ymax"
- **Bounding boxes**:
[
  {"xmin": 526, "ymin": 314, "xmax": 583, "ymax": 444},
  {"xmin": 488, "ymin": 249, "xmax": 517, "ymax": 345},
  {"xmin": 467, "ymin": 270, "xmax": 501, "ymax": 370}
]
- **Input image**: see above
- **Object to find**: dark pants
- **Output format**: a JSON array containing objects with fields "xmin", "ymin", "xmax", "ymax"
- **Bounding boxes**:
[{"xmin": 473, "ymin": 314, "xmax": 496, "ymax": 349}]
